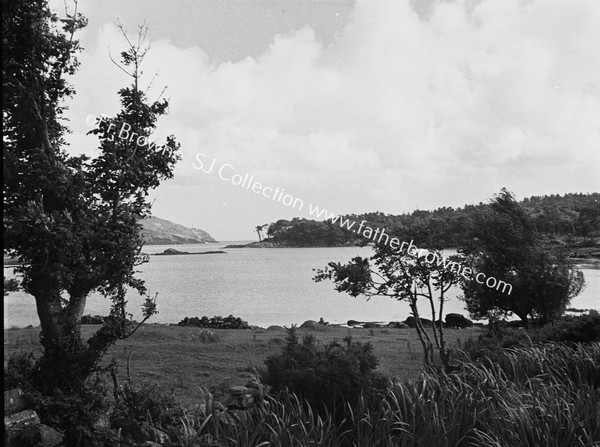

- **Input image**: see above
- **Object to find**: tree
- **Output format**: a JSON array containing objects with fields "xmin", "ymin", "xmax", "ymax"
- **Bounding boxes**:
[
  {"xmin": 314, "ymin": 242, "xmax": 463, "ymax": 371},
  {"xmin": 255, "ymin": 224, "xmax": 267, "ymax": 241},
  {"xmin": 3, "ymin": 0, "xmax": 180, "ymax": 393},
  {"xmin": 460, "ymin": 189, "xmax": 585, "ymax": 327}
]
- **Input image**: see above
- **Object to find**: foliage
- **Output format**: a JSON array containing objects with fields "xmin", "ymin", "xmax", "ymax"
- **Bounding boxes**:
[
  {"xmin": 178, "ymin": 315, "xmax": 250, "ymax": 329},
  {"xmin": 112, "ymin": 379, "xmax": 185, "ymax": 430},
  {"xmin": 3, "ymin": 277, "xmax": 21, "ymax": 296},
  {"xmin": 314, "ymin": 243, "xmax": 463, "ymax": 370},
  {"xmin": 460, "ymin": 188, "xmax": 585, "ymax": 326},
  {"xmin": 129, "ymin": 343, "xmax": 600, "ymax": 447},
  {"xmin": 257, "ymin": 192, "xmax": 600, "ymax": 248},
  {"xmin": 263, "ymin": 326, "xmax": 388, "ymax": 415},
  {"xmin": 537, "ymin": 310, "xmax": 600, "ymax": 343},
  {"xmin": 3, "ymin": 0, "xmax": 180, "ymax": 394}
]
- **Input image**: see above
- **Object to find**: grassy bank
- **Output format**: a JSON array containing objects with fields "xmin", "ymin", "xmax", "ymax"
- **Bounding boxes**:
[{"xmin": 3, "ymin": 323, "xmax": 480, "ymax": 406}]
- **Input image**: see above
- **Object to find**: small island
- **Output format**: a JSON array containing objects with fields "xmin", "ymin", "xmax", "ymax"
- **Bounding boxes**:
[{"xmin": 153, "ymin": 248, "xmax": 226, "ymax": 256}]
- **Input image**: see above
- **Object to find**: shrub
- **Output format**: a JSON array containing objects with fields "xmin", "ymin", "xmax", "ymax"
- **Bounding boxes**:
[
  {"xmin": 112, "ymin": 379, "xmax": 185, "ymax": 430},
  {"xmin": 178, "ymin": 314, "xmax": 250, "ymax": 329},
  {"xmin": 537, "ymin": 311, "xmax": 600, "ymax": 343},
  {"xmin": 262, "ymin": 326, "xmax": 388, "ymax": 415}
]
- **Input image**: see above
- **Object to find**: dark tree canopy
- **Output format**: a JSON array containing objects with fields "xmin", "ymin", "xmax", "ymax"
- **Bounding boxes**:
[
  {"xmin": 3, "ymin": 0, "xmax": 180, "ymax": 391},
  {"xmin": 460, "ymin": 189, "xmax": 585, "ymax": 326}
]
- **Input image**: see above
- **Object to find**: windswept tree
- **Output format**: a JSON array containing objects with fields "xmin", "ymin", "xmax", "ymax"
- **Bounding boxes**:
[
  {"xmin": 3, "ymin": 0, "xmax": 180, "ymax": 394},
  {"xmin": 461, "ymin": 189, "xmax": 585, "ymax": 327},
  {"xmin": 314, "ymin": 243, "xmax": 464, "ymax": 371}
]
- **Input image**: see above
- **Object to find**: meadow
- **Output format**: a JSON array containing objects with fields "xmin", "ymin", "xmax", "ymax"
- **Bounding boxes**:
[{"xmin": 4, "ymin": 323, "xmax": 479, "ymax": 406}]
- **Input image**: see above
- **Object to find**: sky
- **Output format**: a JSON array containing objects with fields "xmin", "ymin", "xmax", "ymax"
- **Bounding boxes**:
[{"xmin": 54, "ymin": 0, "xmax": 599, "ymax": 241}]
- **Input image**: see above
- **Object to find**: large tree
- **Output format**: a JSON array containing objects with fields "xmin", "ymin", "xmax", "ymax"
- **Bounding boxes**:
[
  {"xmin": 3, "ymin": 0, "xmax": 180, "ymax": 391},
  {"xmin": 460, "ymin": 189, "xmax": 584, "ymax": 327}
]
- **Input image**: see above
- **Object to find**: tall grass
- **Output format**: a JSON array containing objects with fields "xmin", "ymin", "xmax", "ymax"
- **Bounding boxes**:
[{"xmin": 168, "ymin": 343, "xmax": 600, "ymax": 446}]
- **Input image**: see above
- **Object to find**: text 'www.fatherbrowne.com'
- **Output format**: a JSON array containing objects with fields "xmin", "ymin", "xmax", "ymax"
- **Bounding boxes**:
[{"xmin": 193, "ymin": 153, "xmax": 512, "ymax": 295}]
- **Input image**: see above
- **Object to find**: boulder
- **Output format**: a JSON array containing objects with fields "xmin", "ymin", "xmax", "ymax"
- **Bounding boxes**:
[
  {"xmin": 300, "ymin": 320, "xmax": 318, "ymax": 329},
  {"xmin": 347, "ymin": 320, "xmax": 364, "ymax": 326},
  {"xmin": 404, "ymin": 317, "xmax": 433, "ymax": 328},
  {"xmin": 229, "ymin": 386, "xmax": 248, "ymax": 396},
  {"xmin": 364, "ymin": 322, "xmax": 382, "ymax": 328},
  {"xmin": 445, "ymin": 313, "xmax": 473, "ymax": 328},
  {"xmin": 4, "ymin": 388, "xmax": 29, "ymax": 415},
  {"xmin": 387, "ymin": 321, "xmax": 410, "ymax": 329}
]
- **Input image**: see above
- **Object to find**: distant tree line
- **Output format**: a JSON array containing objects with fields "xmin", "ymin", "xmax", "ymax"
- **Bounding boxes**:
[{"xmin": 258, "ymin": 192, "xmax": 599, "ymax": 248}]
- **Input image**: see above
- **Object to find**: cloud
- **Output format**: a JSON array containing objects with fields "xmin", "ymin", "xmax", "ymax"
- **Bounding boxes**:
[{"xmin": 64, "ymin": 0, "xmax": 599, "ymax": 238}]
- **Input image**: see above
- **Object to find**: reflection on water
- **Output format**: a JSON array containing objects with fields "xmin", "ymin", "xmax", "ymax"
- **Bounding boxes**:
[{"xmin": 4, "ymin": 243, "xmax": 600, "ymax": 328}]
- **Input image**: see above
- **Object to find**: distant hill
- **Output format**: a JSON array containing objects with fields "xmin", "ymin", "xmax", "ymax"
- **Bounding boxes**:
[{"xmin": 142, "ymin": 216, "xmax": 217, "ymax": 245}]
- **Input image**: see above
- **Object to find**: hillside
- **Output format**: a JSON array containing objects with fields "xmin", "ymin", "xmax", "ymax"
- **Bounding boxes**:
[{"xmin": 142, "ymin": 216, "xmax": 217, "ymax": 245}]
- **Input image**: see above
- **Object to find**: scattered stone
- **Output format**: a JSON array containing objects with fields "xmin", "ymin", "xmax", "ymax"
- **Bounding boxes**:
[{"xmin": 229, "ymin": 386, "xmax": 248, "ymax": 395}]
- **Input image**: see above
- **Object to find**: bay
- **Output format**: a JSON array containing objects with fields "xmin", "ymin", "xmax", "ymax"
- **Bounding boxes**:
[{"xmin": 4, "ymin": 243, "xmax": 599, "ymax": 328}]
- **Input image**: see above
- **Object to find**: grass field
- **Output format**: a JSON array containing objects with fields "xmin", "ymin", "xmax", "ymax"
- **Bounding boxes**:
[{"xmin": 3, "ymin": 323, "xmax": 481, "ymax": 406}]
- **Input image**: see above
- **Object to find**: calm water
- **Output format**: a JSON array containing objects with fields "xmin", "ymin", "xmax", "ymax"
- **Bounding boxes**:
[{"xmin": 4, "ymin": 243, "xmax": 599, "ymax": 328}]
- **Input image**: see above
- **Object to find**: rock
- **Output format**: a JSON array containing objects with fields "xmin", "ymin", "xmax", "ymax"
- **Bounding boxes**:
[
  {"xmin": 387, "ymin": 322, "xmax": 409, "ymax": 329},
  {"xmin": 445, "ymin": 313, "xmax": 473, "ymax": 328},
  {"xmin": 404, "ymin": 317, "xmax": 433, "ymax": 328},
  {"xmin": 266, "ymin": 325, "xmax": 284, "ymax": 331},
  {"xmin": 229, "ymin": 386, "xmax": 248, "ymax": 395},
  {"xmin": 5, "ymin": 423, "xmax": 63, "ymax": 447},
  {"xmin": 364, "ymin": 322, "xmax": 382, "ymax": 328},
  {"xmin": 4, "ymin": 409, "xmax": 40, "ymax": 427},
  {"xmin": 4, "ymin": 388, "xmax": 29, "ymax": 415},
  {"xmin": 347, "ymin": 320, "xmax": 364, "ymax": 326},
  {"xmin": 245, "ymin": 379, "xmax": 260, "ymax": 390},
  {"xmin": 37, "ymin": 424, "xmax": 64, "ymax": 446},
  {"xmin": 300, "ymin": 320, "xmax": 318, "ymax": 329}
]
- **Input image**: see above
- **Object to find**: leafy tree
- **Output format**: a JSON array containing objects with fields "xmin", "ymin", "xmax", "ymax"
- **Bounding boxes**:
[
  {"xmin": 3, "ymin": 0, "xmax": 180, "ymax": 394},
  {"xmin": 314, "ymin": 243, "xmax": 463, "ymax": 371},
  {"xmin": 461, "ymin": 189, "xmax": 585, "ymax": 327}
]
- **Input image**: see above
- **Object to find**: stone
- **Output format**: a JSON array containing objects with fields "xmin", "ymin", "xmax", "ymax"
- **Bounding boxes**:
[
  {"xmin": 229, "ymin": 385, "xmax": 248, "ymax": 395},
  {"xmin": 4, "ymin": 388, "xmax": 29, "ymax": 415},
  {"xmin": 364, "ymin": 322, "xmax": 382, "ymax": 328},
  {"xmin": 300, "ymin": 320, "xmax": 318, "ymax": 329},
  {"xmin": 347, "ymin": 320, "xmax": 364, "ymax": 326},
  {"xmin": 387, "ymin": 321, "xmax": 409, "ymax": 329},
  {"xmin": 4, "ymin": 409, "xmax": 40, "ymax": 428},
  {"xmin": 445, "ymin": 313, "xmax": 473, "ymax": 328},
  {"xmin": 245, "ymin": 379, "xmax": 260, "ymax": 390},
  {"xmin": 404, "ymin": 316, "xmax": 432, "ymax": 328},
  {"xmin": 37, "ymin": 424, "xmax": 64, "ymax": 446}
]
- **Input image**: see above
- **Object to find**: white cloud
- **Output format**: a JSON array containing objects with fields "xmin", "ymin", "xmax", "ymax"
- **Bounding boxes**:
[{"xmin": 64, "ymin": 0, "xmax": 600, "ymax": 239}]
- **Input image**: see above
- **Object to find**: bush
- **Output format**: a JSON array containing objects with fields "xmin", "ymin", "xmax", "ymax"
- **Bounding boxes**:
[
  {"xmin": 537, "ymin": 311, "xmax": 600, "ymax": 343},
  {"xmin": 112, "ymin": 379, "xmax": 185, "ymax": 430},
  {"xmin": 262, "ymin": 326, "xmax": 388, "ymax": 415},
  {"xmin": 178, "ymin": 314, "xmax": 250, "ymax": 329}
]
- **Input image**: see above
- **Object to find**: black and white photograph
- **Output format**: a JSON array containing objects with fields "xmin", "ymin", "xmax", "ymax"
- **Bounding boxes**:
[{"xmin": 4, "ymin": 0, "xmax": 600, "ymax": 445}]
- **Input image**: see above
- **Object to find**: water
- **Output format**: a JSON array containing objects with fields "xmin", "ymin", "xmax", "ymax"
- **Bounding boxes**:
[{"xmin": 4, "ymin": 243, "xmax": 599, "ymax": 328}]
